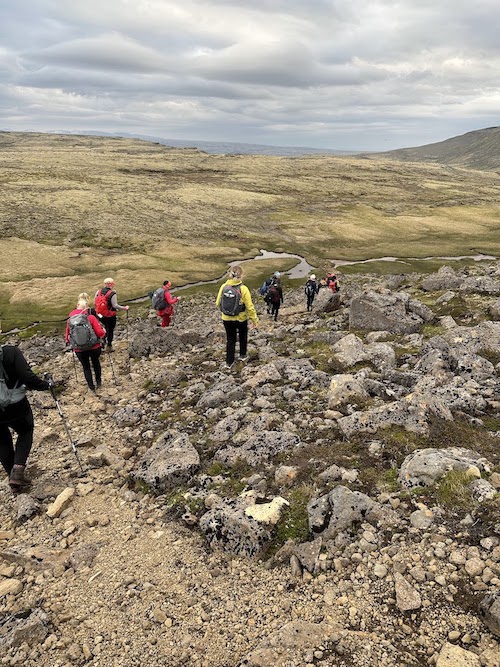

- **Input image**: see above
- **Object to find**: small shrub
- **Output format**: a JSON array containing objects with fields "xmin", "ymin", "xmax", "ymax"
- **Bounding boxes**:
[
  {"xmin": 264, "ymin": 486, "xmax": 312, "ymax": 557},
  {"xmin": 436, "ymin": 470, "xmax": 474, "ymax": 510}
]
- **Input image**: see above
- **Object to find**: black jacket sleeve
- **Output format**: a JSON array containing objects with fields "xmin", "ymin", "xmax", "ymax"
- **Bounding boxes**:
[{"xmin": 2, "ymin": 346, "xmax": 50, "ymax": 391}]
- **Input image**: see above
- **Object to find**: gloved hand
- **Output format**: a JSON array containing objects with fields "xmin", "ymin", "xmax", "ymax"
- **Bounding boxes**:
[{"xmin": 43, "ymin": 372, "xmax": 54, "ymax": 388}]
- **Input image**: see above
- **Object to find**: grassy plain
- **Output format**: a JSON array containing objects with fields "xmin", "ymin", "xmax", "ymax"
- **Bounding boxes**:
[{"xmin": 1, "ymin": 131, "xmax": 500, "ymax": 330}]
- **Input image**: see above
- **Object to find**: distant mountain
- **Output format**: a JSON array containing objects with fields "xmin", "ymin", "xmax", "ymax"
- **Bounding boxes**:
[
  {"xmin": 39, "ymin": 129, "xmax": 358, "ymax": 157},
  {"xmin": 368, "ymin": 126, "xmax": 500, "ymax": 172}
]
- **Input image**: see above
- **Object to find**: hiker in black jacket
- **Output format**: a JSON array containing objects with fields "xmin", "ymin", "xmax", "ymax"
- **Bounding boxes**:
[
  {"xmin": 305, "ymin": 274, "xmax": 319, "ymax": 311},
  {"xmin": 0, "ymin": 345, "xmax": 51, "ymax": 493}
]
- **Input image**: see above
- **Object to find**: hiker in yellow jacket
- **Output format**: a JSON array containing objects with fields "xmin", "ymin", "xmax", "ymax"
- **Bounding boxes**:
[{"xmin": 216, "ymin": 265, "xmax": 259, "ymax": 369}]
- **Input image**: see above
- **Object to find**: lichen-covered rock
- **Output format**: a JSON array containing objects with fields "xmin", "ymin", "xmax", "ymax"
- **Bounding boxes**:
[
  {"xmin": 0, "ymin": 609, "xmax": 48, "ymax": 650},
  {"xmin": 131, "ymin": 430, "xmax": 200, "ymax": 492},
  {"xmin": 398, "ymin": 447, "xmax": 490, "ymax": 489},
  {"xmin": 307, "ymin": 486, "xmax": 374, "ymax": 538},
  {"xmin": 196, "ymin": 379, "xmax": 245, "ymax": 409},
  {"xmin": 215, "ymin": 430, "xmax": 301, "ymax": 466},
  {"xmin": 331, "ymin": 334, "xmax": 396, "ymax": 370},
  {"xmin": 421, "ymin": 266, "xmax": 463, "ymax": 292},
  {"xmin": 113, "ymin": 406, "xmax": 144, "ymax": 427},
  {"xmin": 199, "ymin": 499, "xmax": 272, "ymax": 557},
  {"xmin": 349, "ymin": 291, "xmax": 424, "ymax": 334},
  {"xmin": 327, "ymin": 374, "xmax": 369, "ymax": 409},
  {"xmin": 15, "ymin": 493, "xmax": 40, "ymax": 523}
]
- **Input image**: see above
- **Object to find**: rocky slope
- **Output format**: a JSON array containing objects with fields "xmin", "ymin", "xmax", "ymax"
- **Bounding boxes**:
[{"xmin": 1, "ymin": 264, "xmax": 499, "ymax": 667}]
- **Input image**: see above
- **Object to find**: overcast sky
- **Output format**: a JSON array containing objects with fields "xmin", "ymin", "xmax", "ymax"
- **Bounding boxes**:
[{"xmin": 1, "ymin": 0, "xmax": 499, "ymax": 151}]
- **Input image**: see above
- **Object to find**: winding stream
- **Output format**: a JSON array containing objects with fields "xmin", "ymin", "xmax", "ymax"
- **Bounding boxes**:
[{"xmin": 2, "ymin": 251, "xmax": 498, "ymax": 336}]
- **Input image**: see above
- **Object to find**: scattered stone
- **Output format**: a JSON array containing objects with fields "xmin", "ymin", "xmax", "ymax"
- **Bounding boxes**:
[
  {"xmin": 0, "ymin": 578, "xmax": 23, "ymax": 597},
  {"xmin": 46, "ymin": 487, "xmax": 76, "ymax": 518},
  {"xmin": 394, "ymin": 573, "xmax": 422, "ymax": 611}
]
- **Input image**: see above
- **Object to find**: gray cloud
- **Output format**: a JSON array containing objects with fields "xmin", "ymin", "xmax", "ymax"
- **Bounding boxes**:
[{"xmin": 0, "ymin": 0, "xmax": 499, "ymax": 150}]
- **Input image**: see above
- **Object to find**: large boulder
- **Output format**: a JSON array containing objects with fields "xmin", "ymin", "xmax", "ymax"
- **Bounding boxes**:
[
  {"xmin": 131, "ymin": 430, "xmax": 200, "ymax": 493},
  {"xmin": 421, "ymin": 266, "xmax": 463, "ymax": 292},
  {"xmin": 331, "ymin": 334, "xmax": 395, "ymax": 371},
  {"xmin": 398, "ymin": 447, "xmax": 491, "ymax": 489},
  {"xmin": 349, "ymin": 291, "xmax": 425, "ymax": 334},
  {"xmin": 460, "ymin": 276, "xmax": 500, "ymax": 295}
]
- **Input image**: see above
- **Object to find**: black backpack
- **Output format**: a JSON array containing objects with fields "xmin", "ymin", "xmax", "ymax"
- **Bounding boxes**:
[
  {"xmin": 305, "ymin": 281, "xmax": 316, "ymax": 296},
  {"xmin": 68, "ymin": 312, "xmax": 99, "ymax": 351},
  {"xmin": 220, "ymin": 284, "xmax": 245, "ymax": 316},
  {"xmin": 0, "ymin": 347, "xmax": 27, "ymax": 410},
  {"xmin": 151, "ymin": 287, "xmax": 167, "ymax": 311}
]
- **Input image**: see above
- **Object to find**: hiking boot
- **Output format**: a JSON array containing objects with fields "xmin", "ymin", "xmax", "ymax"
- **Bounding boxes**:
[
  {"xmin": 106, "ymin": 345, "xmax": 113, "ymax": 353},
  {"xmin": 9, "ymin": 465, "xmax": 31, "ymax": 493},
  {"xmin": 225, "ymin": 362, "xmax": 234, "ymax": 370},
  {"xmin": 238, "ymin": 355, "xmax": 249, "ymax": 362}
]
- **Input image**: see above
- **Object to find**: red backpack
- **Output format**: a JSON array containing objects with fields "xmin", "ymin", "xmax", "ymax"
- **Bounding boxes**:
[
  {"xmin": 95, "ymin": 288, "xmax": 116, "ymax": 317},
  {"xmin": 268, "ymin": 285, "xmax": 281, "ymax": 303}
]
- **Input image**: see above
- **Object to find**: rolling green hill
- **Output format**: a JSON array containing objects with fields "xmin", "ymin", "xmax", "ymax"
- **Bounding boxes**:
[{"xmin": 368, "ymin": 126, "xmax": 500, "ymax": 172}]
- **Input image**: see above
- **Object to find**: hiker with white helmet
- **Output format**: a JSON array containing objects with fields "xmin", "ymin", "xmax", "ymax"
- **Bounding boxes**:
[
  {"xmin": 305, "ymin": 274, "xmax": 320, "ymax": 311},
  {"xmin": 94, "ymin": 278, "xmax": 129, "ymax": 351}
]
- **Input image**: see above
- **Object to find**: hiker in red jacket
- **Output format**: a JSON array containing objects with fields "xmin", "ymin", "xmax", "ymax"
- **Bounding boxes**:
[
  {"xmin": 66, "ymin": 296, "xmax": 106, "ymax": 392},
  {"xmin": 157, "ymin": 280, "xmax": 180, "ymax": 328},
  {"xmin": 94, "ymin": 277, "xmax": 129, "ymax": 351}
]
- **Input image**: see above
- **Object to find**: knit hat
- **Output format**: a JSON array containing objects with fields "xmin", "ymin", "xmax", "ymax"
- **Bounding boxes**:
[{"xmin": 310, "ymin": 274, "xmax": 316, "ymax": 280}]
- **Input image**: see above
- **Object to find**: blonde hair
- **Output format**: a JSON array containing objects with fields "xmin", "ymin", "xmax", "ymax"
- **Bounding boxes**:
[
  {"xmin": 77, "ymin": 298, "xmax": 89, "ymax": 310},
  {"xmin": 228, "ymin": 265, "xmax": 243, "ymax": 279},
  {"xmin": 104, "ymin": 277, "xmax": 115, "ymax": 285},
  {"xmin": 78, "ymin": 292, "xmax": 89, "ymax": 301}
]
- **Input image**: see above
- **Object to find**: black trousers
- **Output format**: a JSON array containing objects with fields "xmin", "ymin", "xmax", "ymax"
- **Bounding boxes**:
[
  {"xmin": 223, "ymin": 320, "xmax": 248, "ymax": 365},
  {"xmin": 76, "ymin": 348, "xmax": 102, "ymax": 390},
  {"xmin": 271, "ymin": 302, "xmax": 281, "ymax": 320},
  {"xmin": 0, "ymin": 399, "xmax": 34, "ymax": 474},
  {"xmin": 306, "ymin": 294, "xmax": 315, "ymax": 310},
  {"xmin": 101, "ymin": 315, "xmax": 117, "ymax": 346}
]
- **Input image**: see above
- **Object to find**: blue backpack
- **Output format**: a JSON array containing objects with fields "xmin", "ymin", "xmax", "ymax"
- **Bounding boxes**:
[{"xmin": 259, "ymin": 278, "xmax": 272, "ymax": 296}]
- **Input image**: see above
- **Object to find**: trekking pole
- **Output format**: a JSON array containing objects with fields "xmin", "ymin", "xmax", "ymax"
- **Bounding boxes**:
[
  {"xmin": 107, "ymin": 349, "xmax": 118, "ymax": 384},
  {"xmin": 125, "ymin": 310, "xmax": 130, "ymax": 374},
  {"xmin": 44, "ymin": 375, "xmax": 84, "ymax": 474},
  {"xmin": 71, "ymin": 351, "xmax": 78, "ymax": 381}
]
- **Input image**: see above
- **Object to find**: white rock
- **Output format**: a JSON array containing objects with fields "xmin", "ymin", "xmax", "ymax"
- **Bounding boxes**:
[{"xmin": 47, "ymin": 487, "xmax": 76, "ymax": 518}]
